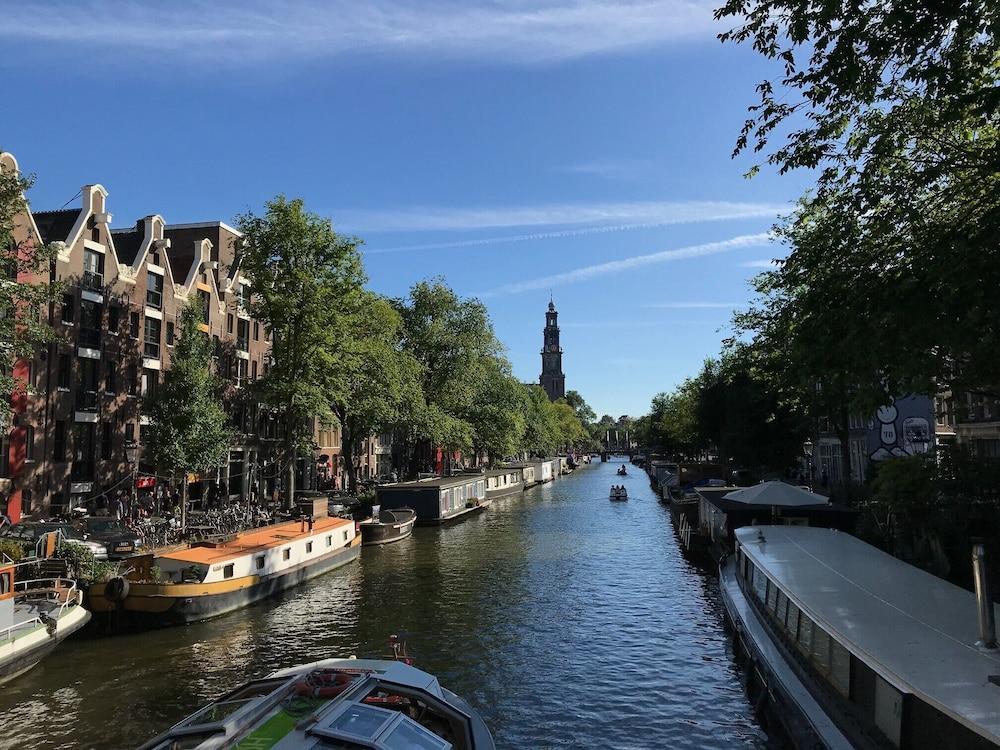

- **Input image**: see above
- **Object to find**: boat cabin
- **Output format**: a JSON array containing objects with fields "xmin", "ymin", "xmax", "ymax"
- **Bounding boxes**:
[
  {"xmin": 506, "ymin": 463, "xmax": 537, "ymax": 488},
  {"xmin": 377, "ymin": 476, "xmax": 487, "ymax": 525},
  {"xmin": 528, "ymin": 459, "xmax": 555, "ymax": 484},
  {"xmin": 734, "ymin": 526, "xmax": 1000, "ymax": 749},
  {"xmin": 484, "ymin": 469, "xmax": 522, "ymax": 499}
]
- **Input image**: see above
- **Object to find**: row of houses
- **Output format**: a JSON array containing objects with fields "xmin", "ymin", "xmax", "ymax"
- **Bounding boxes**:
[{"xmin": 0, "ymin": 152, "xmax": 384, "ymax": 522}]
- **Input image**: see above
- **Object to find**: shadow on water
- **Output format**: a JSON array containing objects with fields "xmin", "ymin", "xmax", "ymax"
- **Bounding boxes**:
[{"xmin": 0, "ymin": 462, "xmax": 772, "ymax": 750}]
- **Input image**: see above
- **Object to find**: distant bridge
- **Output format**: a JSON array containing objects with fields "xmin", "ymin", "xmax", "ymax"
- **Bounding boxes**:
[{"xmin": 600, "ymin": 430, "xmax": 634, "ymax": 461}]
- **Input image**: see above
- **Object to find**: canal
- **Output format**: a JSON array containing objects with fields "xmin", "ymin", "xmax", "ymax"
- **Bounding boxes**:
[{"xmin": 0, "ymin": 461, "xmax": 771, "ymax": 749}]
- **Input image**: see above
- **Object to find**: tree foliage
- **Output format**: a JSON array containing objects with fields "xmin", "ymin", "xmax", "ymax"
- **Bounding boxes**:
[
  {"xmin": 237, "ymin": 196, "xmax": 365, "ymax": 496},
  {"xmin": 145, "ymin": 301, "xmax": 232, "ymax": 520},
  {"xmin": 0, "ymin": 161, "xmax": 60, "ymax": 427}
]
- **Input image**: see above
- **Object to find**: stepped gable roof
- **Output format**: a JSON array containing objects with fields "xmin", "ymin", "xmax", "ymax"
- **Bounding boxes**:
[
  {"xmin": 32, "ymin": 209, "xmax": 80, "ymax": 244},
  {"xmin": 110, "ymin": 221, "xmax": 143, "ymax": 265}
]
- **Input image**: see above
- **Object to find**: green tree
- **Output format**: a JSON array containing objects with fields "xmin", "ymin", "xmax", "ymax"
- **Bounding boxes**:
[
  {"xmin": 520, "ymin": 385, "xmax": 560, "ymax": 457},
  {"xmin": 563, "ymin": 390, "xmax": 596, "ymax": 424},
  {"xmin": 0, "ymin": 157, "xmax": 60, "ymax": 428},
  {"xmin": 394, "ymin": 279, "xmax": 504, "ymax": 472},
  {"xmin": 145, "ymin": 301, "xmax": 232, "ymax": 527},
  {"xmin": 237, "ymin": 196, "xmax": 365, "ymax": 503},
  {"xmin": 329, "ymin": 292, "xmax": 421, "ymax": 495},
  {"xmin": 465, "ymin": 362, "xmax": 527, "ymax": 464}
]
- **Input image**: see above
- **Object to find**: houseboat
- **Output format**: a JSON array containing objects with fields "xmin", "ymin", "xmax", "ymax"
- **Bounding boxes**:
[
  {"xmin": 139, "ymin": 654, "xmax": 496, "ymax": 750},
  {"xmin": 0, "ymin": 563, "xmax": 91, "ymax": 683},
  {"xmin": 86, "ymin": 514, "xmax": 360, "ymax": 629},
  {"xmin": 722, "ymin": 525, "xmax": 1000, "ymax": 750},
  {"xmin": 529, "ymin": 458, "xmax": 556, "ymax": 484},
  {"xmin": 377, "ymin": 475, "xmax": 488, "ymax": 526},
  {"xmin": 360, "ymin": 507, "xmax": 417, "ymax": 546},
  {"xmin": 484, "ymin": 468, "xmax": 523, "ymax": 500},
  {"xmin": 697, "ymin": 482, "xmax": 856, "ymax": 561},
  {"xmin": 506, "ymin": 463, "xmax": 538, "ymax": 488}
]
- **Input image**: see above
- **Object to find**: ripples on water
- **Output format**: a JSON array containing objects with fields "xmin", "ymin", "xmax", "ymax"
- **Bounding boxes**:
[{"xmin": 0, "ymin": 463, "xmax": 770, "ymax": 749}]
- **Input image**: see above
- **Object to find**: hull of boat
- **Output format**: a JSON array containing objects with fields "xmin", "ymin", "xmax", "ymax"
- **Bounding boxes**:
[
  {"xmin": 0, "ymin": 605, "xmax": 91, "ymax": 685},
  {"xmin": 361, "ymin": 517, "xmax": 415, "ymax": 546},
  {"xmin": 419, "ymin": 500, "xmax": 490, "ymax": 526},
  {"xmin": 86, "ymin": 540, "xmax": 360, "ymax": 630},
  {"xmin": 485, "ymin": 484, "xmax": 522, "ymax": 500}
]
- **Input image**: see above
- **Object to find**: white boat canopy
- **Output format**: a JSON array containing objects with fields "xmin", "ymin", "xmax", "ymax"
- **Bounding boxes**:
[{"xmin": 723, "ymin": 480, "xmax": 829, "ymax": 506}]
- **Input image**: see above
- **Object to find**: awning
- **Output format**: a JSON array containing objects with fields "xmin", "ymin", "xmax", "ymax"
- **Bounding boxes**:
[{"xmin": 723, "ymin": 481, "xmax": 829, "ymax": 507}]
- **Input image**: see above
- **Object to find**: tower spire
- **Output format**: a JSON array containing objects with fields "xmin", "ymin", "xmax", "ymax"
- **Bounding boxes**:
[{"xmin": 539, "ymin": 296, "xmax": 565, "ymax": 400}]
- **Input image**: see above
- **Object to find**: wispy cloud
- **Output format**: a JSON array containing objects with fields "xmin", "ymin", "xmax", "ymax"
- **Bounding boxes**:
[
  {"xmin": 349, "ymin": 200, "xmax": 785, "ymax": 235},
  {"xmin": 562, "ymin": 319, "xmax": 720, "ymax": 329},
  {"xmin": 644, "ymin": 302, "xmax": 740, "ymax": 309},
  {"xmin": 739, "ymin": 258, "xmax": 780, "ymax": 269},
  {"xmin": 479, "ymin": 232, "xmax": 773, "ymax": 297},
  {"xmin": 3, "ymin": 1, "xmax": 721, "ymax": 65}
]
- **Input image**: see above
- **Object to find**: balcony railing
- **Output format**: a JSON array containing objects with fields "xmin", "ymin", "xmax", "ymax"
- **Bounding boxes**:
[
  {"xmin": 75, "ymin": 390, "xmax": 98, "ymax": 411},
  {"xmin": 144, "ymin": 340, "xmax": 160, "ymax": 359},
  {"xmin": 82, "ymin": 270, "xmax": 104, "ymax": 291},
  {"xmin": 78, "ymin": 327, "xmax": 101, "ymax": 349}
]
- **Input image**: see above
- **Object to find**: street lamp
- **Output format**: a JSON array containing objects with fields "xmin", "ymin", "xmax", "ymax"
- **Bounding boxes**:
[{"xmin": 802, "ymin": 438, "xmax": 814, "ymax": 491}]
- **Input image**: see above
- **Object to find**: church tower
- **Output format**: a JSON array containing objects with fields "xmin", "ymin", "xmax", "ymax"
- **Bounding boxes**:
[{"xmin": 540, "ymin": 297, "xmax": 566, "ymax": 401}]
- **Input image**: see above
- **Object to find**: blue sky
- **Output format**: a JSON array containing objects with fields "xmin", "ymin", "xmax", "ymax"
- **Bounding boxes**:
[{"xmin": 1, "ymin": 1, "xmax": 811, "ymax": 417}]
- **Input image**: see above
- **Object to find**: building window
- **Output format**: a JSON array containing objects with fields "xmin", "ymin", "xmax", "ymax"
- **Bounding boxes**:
[
  {"xmin": 144, "ymin": 317, "xmax": 161, "ymax": 359},
  {"xmin": 79, "ymin": 299, "xmax": 102, "ymax": 348},
  {"xmin": 146, "ymin": 272, "xmax": 163, "ymax": 309},
  {"xmin": 253, "ymin": 321, "xmax": 259, "ymax": 341},
  {"xmin": 107, "ymin": 305, "xmax": 119, "ymax": 333},
  {"xmin": 77, "ymin": 359, "xmax": 99, "ymax": 411},
  {"xmin": 129, "ymin": 311, "xmax": 140, "ymax": 339},
  {"xmin": 251, "ymin": 360, "xmax": 257, "ymax": 380},
  {"xmin": 24, "ymin": 425, "xmax": 34, "ymax": 462},
  {"xmin": 223, "ymin": 564, "xmax": 234, "ymax": 579},
  {"xmin": 256, "ymin": 556, "xmax": 265, "ymax": 570},
  {"xmin": 236, "ymin": 319, "xmax": 249, "ymax": 352},
  {"xmin": 166, "ymin": 321, "xmax": 174, "ymax": 346},
  {"xmin": 105, "ymin": 363, "xmax": 116, "ymax": 394},
  {"xmin": 142, "ymin": 368, "xmax": 159, "ymax": 400},
  {"xmin": 61, "ymin": 293, "xmax": 74, "ymax": 324},
  {"xmin": 83, "ymin": 248, "xmax": 104, "ymax": 290},
  {"xmin": 54, "ymin": 421, "xmax": 66, "ymax": 462},
  {"xmin": 57, "ymin": 353, "xmax": 71, "ymax": 389},
  {"xmin": 198, "ymin": 290, "xmax": 211, "ymax": 325},
  {"xmin": 236, "ymin": 358, "xmax": 248, "ymax": 385},
  {"xmin": 127, "ymin": 363, "xmax": 138, "ymax": 396},
  {"xmin": 101, "ymin": 422, "xmax": 112, "ymax": 460},
  {"xmin": 226, "ymin": 313, "xmax": 233, "ymax": 334},
  {"xmin": 282, "ymin": 548, "xmax": 290, "ymax": 561}
]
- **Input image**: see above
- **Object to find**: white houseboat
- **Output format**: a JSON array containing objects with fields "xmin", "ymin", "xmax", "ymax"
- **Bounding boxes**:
[
  {"xmin": 484, "ymin": 468, "xmax": 523, "ymax": 500},
  {"xmin": 0, "ymin": 563, "xmax": 91, "ymax": 683},
  {"xmin": 722, "ymin": 525, "xmax": 1000, "ymax": 749}
]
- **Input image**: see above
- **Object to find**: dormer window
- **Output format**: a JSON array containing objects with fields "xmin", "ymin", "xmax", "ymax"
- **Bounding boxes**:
[{"xmin": 151, "ymin": 251, "xmax": 160, "ymax": 266}]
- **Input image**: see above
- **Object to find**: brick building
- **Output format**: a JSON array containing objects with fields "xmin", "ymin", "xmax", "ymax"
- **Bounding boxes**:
[{"xmin": 1, "ymin": 152, "xmax": 275, "ymax": 521}]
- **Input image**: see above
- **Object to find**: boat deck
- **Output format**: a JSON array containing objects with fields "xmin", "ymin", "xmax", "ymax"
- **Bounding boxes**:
[{"xmin": 158, "ymin": 517, "xmax": 353, "ymax": 566}]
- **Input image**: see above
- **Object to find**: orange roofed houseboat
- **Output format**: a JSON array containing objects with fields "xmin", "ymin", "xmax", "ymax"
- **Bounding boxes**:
[{"xmin": 87, "ymin": 514, "xmax": 360, "ymax": 629}]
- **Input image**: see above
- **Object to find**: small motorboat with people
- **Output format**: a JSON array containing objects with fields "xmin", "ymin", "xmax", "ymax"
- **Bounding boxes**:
[
  {"xmin": 360, "ymin": 507, "xmax": 417, "ymax": 546},
  {"xmin": 0, "ymin": 561, "xmax": 91, "ymax": 684},
  {"xmin": 610, "ymin": 485, "xmax": 628, "ymax": 501},
  {"xmin": 138, "ymin": 640, "xmax": 496, "ymax": 750},
  {"xmin": 617, "ymin": 464, "xmax": 628, "ymax": 476}
]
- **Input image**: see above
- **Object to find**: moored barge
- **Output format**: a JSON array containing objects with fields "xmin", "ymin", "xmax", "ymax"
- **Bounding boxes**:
[
  {"xmin": 722, "ymin": 525, "xmax": 1000, "ymax": 749},
  {"xmin": 484, "ymin": 468, "xmax": 523, "ymax": 500},
  {"xmin": 376, "ymin": 476, "xmax": 489, "ymax": 526},
  {"xmin": 87, "ymin": 514, "xmax": 360, "ymax": 629}
]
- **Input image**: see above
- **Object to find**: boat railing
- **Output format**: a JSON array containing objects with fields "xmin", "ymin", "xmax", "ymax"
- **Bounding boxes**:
[{"xmin": 0, "ymin": 576, "xmax": 83, "ymax": 642}]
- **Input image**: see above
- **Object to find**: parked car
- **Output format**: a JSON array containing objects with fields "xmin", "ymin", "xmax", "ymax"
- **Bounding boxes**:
[
  {"xmin": 0, "ymin": 522, "xmax": 109, "ymax": 560},
  {"xmin": 76, "ymin": 516, "xmax": 140, "ymax": 558}
]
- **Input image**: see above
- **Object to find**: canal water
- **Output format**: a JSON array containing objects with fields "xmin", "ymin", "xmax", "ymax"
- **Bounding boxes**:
[{"xmin": 0, "ymin": 461, "xmax": 770, "ymax": 749}]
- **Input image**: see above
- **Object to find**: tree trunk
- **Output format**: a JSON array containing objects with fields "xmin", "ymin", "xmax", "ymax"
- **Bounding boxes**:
[
  {"xmin": 181, "ymin": 474, "xmax": 188, "ymax": 531},
  {"xmin": 343, "ymin": 432, "xmax": 358, "ymax": 496}
]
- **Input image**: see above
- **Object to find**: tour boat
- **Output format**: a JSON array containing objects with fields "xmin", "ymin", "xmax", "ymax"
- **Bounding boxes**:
[
  {"xmin": 360, "ymin": 507, "xmax": 417, "ymax": 546},
  {"xmin": 0, "ymin": 563, "xmax": 91, "ymax": 683},
  {"xmin": 722, "ymin": 525, "xmax": 1000, "ymax": 750},
  {"xmin": 139, "ymin": 654, "xmax": 496, "ymax": 749},
  {"xmin": 609, "ymin": 487, "xmax": 628, "ymax": 501},
  {"xmin": 86, "ymin": 514, "xmax": 360, "ymax": 629}
]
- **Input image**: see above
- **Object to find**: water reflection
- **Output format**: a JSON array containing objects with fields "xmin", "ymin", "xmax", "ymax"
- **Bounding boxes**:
[{"xmin": 0, "ymin": 462, "xmax": 769, "ymax": 749}]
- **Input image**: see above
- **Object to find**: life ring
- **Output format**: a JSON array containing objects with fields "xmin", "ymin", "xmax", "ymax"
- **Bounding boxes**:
[
  {"xmin": 104, "ymin": 576, "xmax": 130, "ymax": 603},
  {"xmin": 293, "ymin": 670, "xmax": 358, "ymax": 699}
]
